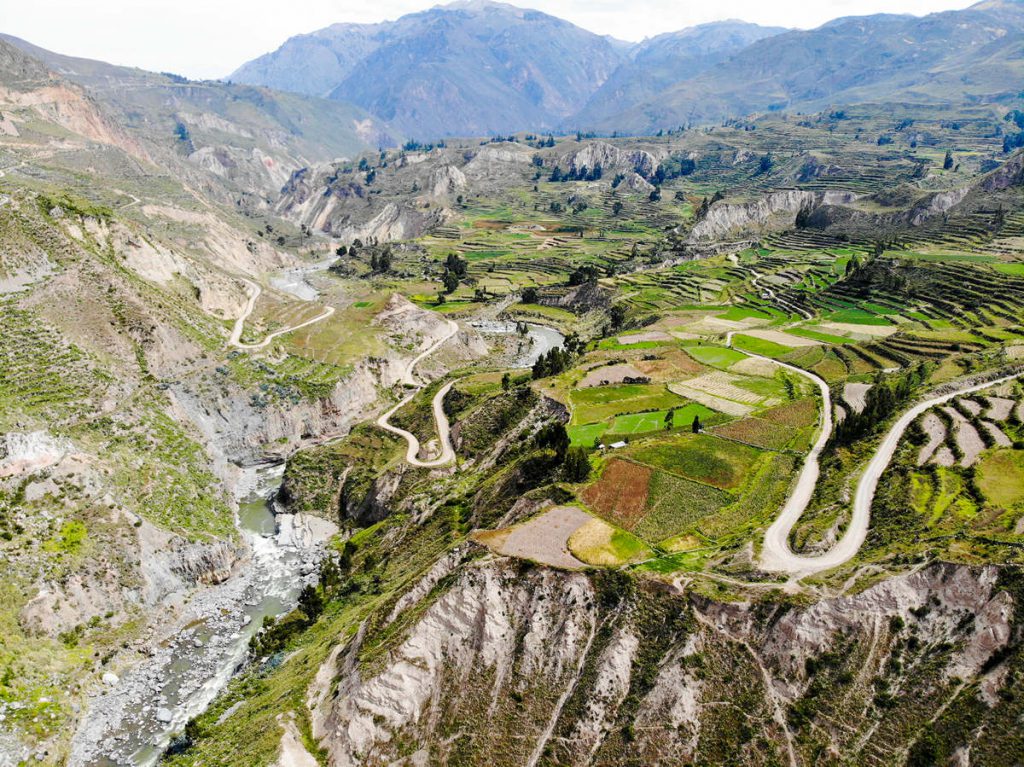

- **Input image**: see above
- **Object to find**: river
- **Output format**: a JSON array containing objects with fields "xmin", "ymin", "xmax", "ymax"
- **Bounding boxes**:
[
  {"xmin": 469, "ymin": 320, "xmax": 566, "ymax": 368},
  {"xmin": 73, "ymin": 465, "xmax": 325, "ymax": 767}
]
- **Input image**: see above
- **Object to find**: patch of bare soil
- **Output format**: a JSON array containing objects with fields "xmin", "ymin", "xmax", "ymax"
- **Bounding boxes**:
[
  {"xmin": 987, "ymin": 397, "xmax": 1016, "ymax": 421},
  {"xmin": 917, "ymin": 412, "xmax": 946, "ymax": 466},
  {"xmin": 943, "ymin": 407, "xmax": 985, "ymax": 467},
  {"xmin": 843, "ymin": 382, "xmax": 873, "ymax": 415},
  {"xmin": 484, "ymin": 506, "xmax": 590, "ymax": 569},
  {"xmin": 578, "ymin": 363, "xmax": 647, "ymax": 388}
]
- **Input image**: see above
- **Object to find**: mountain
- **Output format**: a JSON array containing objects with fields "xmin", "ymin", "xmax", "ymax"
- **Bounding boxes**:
[
  {"xmin": 584, "ymin": 0, "xmax": 1024, "ymax": 133},
  {"xmin": 232, "ymin": 0, "xmax": 1024, "ymax": 138},
  {"xmin": 230, "ymin": 0, "xmax": 626, "ymax": 138},
  {"xmin": 2, "ymin": 35, "xmax": 393, "ymax": 199},
  {"xmin": 570, "ymin": 20, "xmax": 788, "ymax": 131}
]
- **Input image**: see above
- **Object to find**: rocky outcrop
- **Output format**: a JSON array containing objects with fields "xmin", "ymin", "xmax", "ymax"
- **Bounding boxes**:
[
  {"xmin": 137, "ymin": 521, "xmax": 242, "ymax": 605},
  {"xmin": 562, "ymin": 141, "xmax": 663, "ymax": 178},
  {"xmin": 427, "ymin": 163, "xmax": 467, "ymax": 199},
  {"xmin": 335, "ymin": 202, "xmax": 452, "ymax": 244},
  {"xmin": 687, "ymin": 189, "xmax": 857, "ymax": 242},
  {"xmin": 463, "ymin": 145, "xmax": 534, "ymax": 179},
  {"xmin": 307, "ymin": 561, "xmax": 1017, "ymax": 766},
  {"xmin": 621, "ymin": 171, "xmax": 655, "ymax": 195}
]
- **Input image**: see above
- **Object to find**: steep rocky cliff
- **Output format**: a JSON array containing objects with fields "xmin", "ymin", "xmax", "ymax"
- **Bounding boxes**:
[{"xmin": 306, "ymin": 558, "xmax": 1021, "ymax": 766}]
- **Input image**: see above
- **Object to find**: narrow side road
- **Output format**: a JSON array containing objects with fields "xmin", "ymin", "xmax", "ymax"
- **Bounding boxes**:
[
  {"xmin": 727, "ymin": 327, "xmax": 1024, "ymax": 576},
  {"xmin": 228, "ymin": 278, "xmax": 335, "ymax": 351},
  {"xmin": 375, "ymin": 319, "xmax": 460, "ymax": 468}
]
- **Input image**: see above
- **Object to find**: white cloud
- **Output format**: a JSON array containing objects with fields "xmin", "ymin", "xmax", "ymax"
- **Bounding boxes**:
[{"xmin": 3, "ymin": 0, "xmax": 976, "ymax": 79}]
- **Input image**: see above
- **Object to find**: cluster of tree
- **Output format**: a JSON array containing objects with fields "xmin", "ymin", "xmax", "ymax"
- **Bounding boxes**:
[
  {"xmin": 829, "ymin": 364, "xmax": 929, "ymax": 449},
  {"xmin": 521, "ymin": 286, "xmax": 539, "ymax": 303},
  {"xmin": 534, "ymin": 422, "xmax": 590, "ymax": 481},
  {"xmin": 943, "ymin": 150, "xmax": 954, "ymax": 170},
  {"xmin": 441, "ymin": 252, "xmax": 467, "ymax": 294},
  {"xmin": 655, "ymin": 155, "xmax": 697, "ymax": 182},
  {"xmin": 402, "ymin": 139, "xmax": 446, "ymax": 151},
  {"xmin": 549, "ymin": 164, "xmax": 603, "ymax": 182},
  {"xmin": 531, "ymin": 135, "xmax": 557, "ymax": 148},
  {"xmin": 568, "ymin": 263, "xmax": 602, "ymax": 286},
  {"xmin": 755, "ymin": 153, "xmax": 774, "ymax": 175},
  {"xmin": 369, "ymin": 247, "xmax": 392, "ymax": 273},
  {"xmin": 532, "ymin": 346, "xmax": 573, "ymax": 379},
  {"xmin": 1003, "ymin": 131, "xmax": 1024, "ymax": 153}
]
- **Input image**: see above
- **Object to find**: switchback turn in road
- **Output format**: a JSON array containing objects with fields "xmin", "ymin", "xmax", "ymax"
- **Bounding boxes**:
[
  {"xmin": 375, "ymin": 319, "xmax": 460, "ymax": 468},
  {"xmin": 726, "ymin": 331, "xmax": 1023, "ymax": 576}
]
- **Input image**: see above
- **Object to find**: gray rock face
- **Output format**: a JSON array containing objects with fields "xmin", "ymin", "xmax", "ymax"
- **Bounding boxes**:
[
  {"xmin": 687, "ymin": 189, "xmax": 857, "ymax": 243},
  {"xmin": 307, "ymin": 560, "xmax": 1016, "ymax": 766}
]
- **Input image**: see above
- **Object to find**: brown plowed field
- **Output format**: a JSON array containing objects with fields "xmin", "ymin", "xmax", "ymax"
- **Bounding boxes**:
[{"xmin": 581, "ymin": 458, "xmax": 652, "ymax": 530}]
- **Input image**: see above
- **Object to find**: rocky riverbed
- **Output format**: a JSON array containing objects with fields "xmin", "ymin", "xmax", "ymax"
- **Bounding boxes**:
[{"xmin": 69, "ymin": 465, "xmax": 337, "ymax": 767}]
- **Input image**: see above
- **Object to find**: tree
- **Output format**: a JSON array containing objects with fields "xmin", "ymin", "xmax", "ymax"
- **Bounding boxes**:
[
  {"xmin": 563, "ymin": 446, "xmax": 591, "ymax": 482},
  {"xmin": 664, "ymin": 409, "xmax": 675, "ymax": 430},
  {"xmin": 691, "ymin": 415, "xmax": 701, "ymax": 433},
  {"xmin": 609, "ymin": 304, "xmax": 627, "ymax": 329},
  {"xmin": 612, "ymin": 200, "xmax": 624, "ymax": 216},
  {"xmin": 521, "ymin": 286, "xmax": 539, "ymax": 303},
  {"xmin": 536, "ymin": 422, "xmax": 570, "ymax": 458},
  {"xmin": 443, "ymin": 270, "xmax": 459, "ymax": 294},
  {"xmin": 445, "ymin": 252, "xmax": 467, "ymax": 277},
  {"xmin": 501, "ymin": 372, "xmax": 511, "ymax": 391},
  {"xmin": 943, "ymin": 150, "xmax": 954, "ymax": 170},
  {"xmin": 297, "ymin": 585, "xmax": 323, "ymax": 622}
]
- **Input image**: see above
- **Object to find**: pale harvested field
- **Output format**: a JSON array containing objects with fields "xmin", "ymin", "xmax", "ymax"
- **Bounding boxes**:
[
  {"xmin": 1007, "ymin": 345, "xmax": 1024, "ymax": 361},
  {"xmin": 617, "ymin": 330, "xmax": 673, "ymax": 344},
  {"xmin": 933, "ymin": 446, "xmax": 956, "ymax": 467},
  {"xmin": 669, "ymin": 330, "xmax": 702, "ymax": 341},
  {"xmin": 987, "ymin": 397, "xmax": 1017, "ymax": 421},
  {"xmin": 843, "ymin": 382, "xmax": 873, "ymax": 415},
  {"xmin": 677, "ymin": 371, "xmax": 764, "ymax": 405},
  {"xmin": 943, "ymin": 407, "xmax": 985, "ymax": 467},
  {"xmin": 668, "ymin": 382, "xmax": 752, "ymax": 416},
  {"xmin": 488, "ymin": 506, "xmax": 590, "ymax": 569},
  {"xmin": 743, "ymin": 328, "xmax": 818, "ymax": 347},
  {"xmin": 730, "ymin": 356, "xmax": 779, "ymax": 378},
  {"xmin": 821, "ymin": 322, "xmax": 899, "ymax": 338},
  {"xmin": 983, "ymin": 421, "xmax": 1013, "ymax": 447},
  {"xmin": 683, "ymin": 316, "xmax": 750, "ymax": 335},
  {"xmin": 917, "ymin": 412, "xmax": 946, "ymax": 466},
  {"xmin": 959, "ymin": 398, "xmax": 982, "ymax": 416},
  {"xmin": 579, "ymin": 363, "xmax": 647, "ymax": 388}
]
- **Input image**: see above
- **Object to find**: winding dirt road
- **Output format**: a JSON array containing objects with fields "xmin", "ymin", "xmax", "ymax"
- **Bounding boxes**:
[
  {"xmin": 724, "ymin": 331, "xmax": 1024, "ymax": 576},
  {"xmin": 375, "ymin": 319, "xmax": 460, "ymax": 468},
  {"xmin": 228, "ymin": 278, "xmax": 335, "ymax": 351}
]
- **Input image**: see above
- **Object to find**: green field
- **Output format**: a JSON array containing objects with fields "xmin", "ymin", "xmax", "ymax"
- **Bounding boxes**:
[
  {"xmin": 977, "ymin": 449, "xmax": 1024, "ymax": 510},
  {"xmin": 683, "ymin": 345, "xmax": 747, "ymax": 369},
  {"xmin": 568, "ymin": 422, "xmax": 608, "ymax": 447},
  {"xmin": 994, "ymin": 263, "xmax": 1024, "ymax": 277},
  {"xmin": 609, "ymin": 402, "xmax": 715, "ymax": 435},
  {"xmin": 731, "ymin": 334, "xmax": 794, "ymax": 358},
  {"xmin": 629, "ymin": 433, "xmax": 764, "ymax": 490},
  {"xmin": 825, "ymin": 308, "xmax": 894, "ymax": 326},
  {"xmin": 570, "ymin": 383, "xmax": 687, "ymax": 424},
  {"xmin": 785, "ymin": 327, "xmax": 853, "ymax": 345},
  {"xmin": 635, "ymin": 471, "xmax": 733, "ymax": 542}
]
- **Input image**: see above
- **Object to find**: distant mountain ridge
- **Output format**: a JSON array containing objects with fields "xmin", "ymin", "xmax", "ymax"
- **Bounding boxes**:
[
  {"xmin": 231, "ymin": 0, "xmax": 1024, "ymax": 138},
  {"xmin": 1, "ymin": 34, "xmax": 392, "ymax": 198},
  {"xmin": 232, "ymin": 1, "xmax": 626, "ymax": 138}
]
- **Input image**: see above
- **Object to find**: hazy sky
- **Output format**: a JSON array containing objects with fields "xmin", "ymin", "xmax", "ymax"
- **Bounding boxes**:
[{"xmin": 4, "ymin": 0, "xmax": 977, "ymax": 80}]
